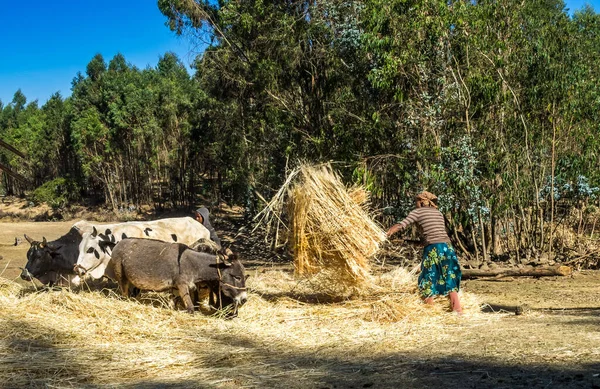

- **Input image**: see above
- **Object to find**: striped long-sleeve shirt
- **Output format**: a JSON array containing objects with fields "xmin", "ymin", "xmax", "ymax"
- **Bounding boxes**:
[{"xmin": 397, "ymin": 207, "xmax": 450, "ymax": 246}]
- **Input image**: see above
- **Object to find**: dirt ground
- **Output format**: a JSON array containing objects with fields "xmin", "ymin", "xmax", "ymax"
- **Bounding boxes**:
[{"xmin": 1, "ymin": 219, "xmax": 599, "ymax": 388}]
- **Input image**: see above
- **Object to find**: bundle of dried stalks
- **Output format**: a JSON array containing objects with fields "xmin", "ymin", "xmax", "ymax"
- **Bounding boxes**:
[{"xmin": 256, "ymin": 163, "xmax": 386, "ymax": 289}]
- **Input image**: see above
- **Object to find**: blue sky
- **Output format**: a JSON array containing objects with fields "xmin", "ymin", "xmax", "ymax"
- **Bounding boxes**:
[
  {"xmin": 0, "ymin": 1, "xmax": 201, "ymax": 105},
  {"xmin": 565, "ymin": 0, "xmax": 600, "ymax": 13},
  {"xmin": 0, "ymin": 0, "xmax": 598, "ymax": 105}
]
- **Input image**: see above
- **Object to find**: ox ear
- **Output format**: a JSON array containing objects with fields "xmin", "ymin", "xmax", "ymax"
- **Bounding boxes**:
[
  {"xmin": 104, "ymin": 229, "xmax": 112, "ymax": 236},
  {"xmin": 48, "ymin": 245, "xmax": 62, "ymax": 257},
  {"xmin": 24, "ymin": 234, "xmax": 34, "ymax": 245},
  {"xmin": 47, "ymin": 242, "xmax": 61, "ymax": 252},
  {"xmin": 98, "ymin": 240, "xmax": 116, "ymax": 254},
  {"xmin": 98, "ymin": 233, "xmax": 111, "ymax": 242},
  {"xmin": 91, "ymin": 226, "xmax": 98, "ymax": 238},
  {"xmin": 120, "ymin": 233, "xmax": 127, "ymax": 240}
]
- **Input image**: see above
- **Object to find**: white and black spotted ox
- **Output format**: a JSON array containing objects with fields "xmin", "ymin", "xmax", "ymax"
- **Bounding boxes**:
[
  {"xmin": 111, "ymin": 238, "xmax": 248, "ymax": 317},
  {"xmin": 73, "ymin": 217, "xmax": 212, "ymax": 281}
]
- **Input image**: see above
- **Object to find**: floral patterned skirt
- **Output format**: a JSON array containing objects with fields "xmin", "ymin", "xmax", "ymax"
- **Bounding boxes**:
[{"xmin": 418, "ymin": 243, "xmax": 462, "ymax": 298}]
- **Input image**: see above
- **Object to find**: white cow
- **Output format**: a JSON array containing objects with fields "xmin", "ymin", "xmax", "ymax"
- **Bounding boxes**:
[{"xmin": 73, "ymin": 217, "xmax": 211, "ymax": 281}]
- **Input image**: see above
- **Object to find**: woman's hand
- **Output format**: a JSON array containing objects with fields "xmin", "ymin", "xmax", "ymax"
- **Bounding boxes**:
[{"xmin": 386, "ymin": 224, "xmax": 402, "ymax": 237}]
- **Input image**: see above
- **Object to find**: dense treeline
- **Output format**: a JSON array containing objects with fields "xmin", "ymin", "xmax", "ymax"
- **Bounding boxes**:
[{"xmin": 1, "ymin": 0, "xmax": 599, "ymax": 262}]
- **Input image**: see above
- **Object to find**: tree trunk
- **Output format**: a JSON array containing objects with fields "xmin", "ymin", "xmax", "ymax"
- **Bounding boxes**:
[{"xmin": 462, "ymin": 265, "xmax": 572, "ymax": 279}]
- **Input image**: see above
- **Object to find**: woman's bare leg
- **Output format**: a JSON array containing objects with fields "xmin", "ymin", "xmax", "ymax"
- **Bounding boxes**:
[{"xmin": 448, "ymin": 291, "xmax": 462, "ymax": 313}]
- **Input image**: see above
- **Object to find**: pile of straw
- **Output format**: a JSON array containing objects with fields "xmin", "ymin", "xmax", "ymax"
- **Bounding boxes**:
[
  {"xmin": 255, "ymin": 163, "xmax": 387, "ymax": 289},
  {"xmin": 0, "ymin": 270, "xmax": 489, "ymax": 388}
]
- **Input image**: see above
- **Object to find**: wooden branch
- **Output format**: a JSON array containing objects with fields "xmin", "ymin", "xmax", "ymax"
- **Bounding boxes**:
[
  {"xmin": 563, "ymin": 249, "xmax": 600, "ymax": 265},
  {"xmin": 0, "ymin": 138, "xmax": 26, "ymax": 158},
  {"xmin": 462, "ymin": 265, "xmax": 572, "ymax": 280},
  {"xmin": 0, "ymin": 161, "xmax": 29, "ymax": 184}
]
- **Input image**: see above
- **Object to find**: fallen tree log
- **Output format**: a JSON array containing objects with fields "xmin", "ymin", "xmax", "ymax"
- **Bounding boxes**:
[{"xmin": 462, "ymin": 265, "xmax": 572, "ymax": 279}]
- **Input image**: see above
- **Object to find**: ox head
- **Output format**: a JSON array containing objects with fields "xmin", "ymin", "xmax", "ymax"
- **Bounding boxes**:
[
  {"xmin": 21, "ymin": 234, "xmax": 62, "ymax": 284},
  {"xmin": 211, "ymin": 252, "xmax": 248, "ymax": 318},
  {"xmin": 73, "ymin": 226, "xmax": 116, "ymax": 279}
]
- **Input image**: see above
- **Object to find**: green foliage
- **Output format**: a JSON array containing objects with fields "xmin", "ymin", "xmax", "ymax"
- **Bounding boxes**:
[
  {"xmin": 1, "ymin": 0, "xmax": 600, "ymax": 259},
  {"xmin": 29, "ymin": 177, "xmax": 80, "ymax": 209}
]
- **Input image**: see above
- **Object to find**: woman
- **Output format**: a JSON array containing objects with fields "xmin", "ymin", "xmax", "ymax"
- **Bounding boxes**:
[
  {"xmin": 194, "ymin": 207, "xmax": 222, "ymax": 248},
  {"xmin": 387, "ymin": 191, "xmax": 463, "ymax": 313}
]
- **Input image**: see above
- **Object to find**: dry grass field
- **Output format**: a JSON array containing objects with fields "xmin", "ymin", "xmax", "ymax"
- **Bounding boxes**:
[{"xmin": 0, "ymin": 220, "xmax": 599, "ymax": 389}]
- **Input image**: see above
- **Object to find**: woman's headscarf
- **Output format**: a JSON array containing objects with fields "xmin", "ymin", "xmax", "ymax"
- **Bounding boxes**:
[{"xmin": 416, "ymin": 191, "xmax": 438, "ymax": 208}]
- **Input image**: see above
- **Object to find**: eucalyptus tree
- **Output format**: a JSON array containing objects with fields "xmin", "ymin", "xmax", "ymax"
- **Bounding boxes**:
[
  {"xmin": 152, "ymin": 52, "xmax": 199, "ymax": 208},
  {"xmin": 2, "ymin": 0, "xmax": 598, "ymax": 264}
]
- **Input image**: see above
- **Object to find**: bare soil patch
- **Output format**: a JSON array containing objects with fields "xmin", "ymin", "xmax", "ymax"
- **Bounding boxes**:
[{"xmin": 0, "ymin": 217, "xmax": 599, "ymax": 388}]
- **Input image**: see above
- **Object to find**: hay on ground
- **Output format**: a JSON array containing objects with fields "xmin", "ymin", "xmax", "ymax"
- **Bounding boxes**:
[{"xmin": 0, "ymin": 269, "xmax": 489, "ymax": 388}]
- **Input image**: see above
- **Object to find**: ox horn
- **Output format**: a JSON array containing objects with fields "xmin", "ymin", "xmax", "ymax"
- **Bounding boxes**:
[
  {"xmin": 24, "ymin": 234, "xmax": 34, "ymax": 245},
  {"xmin": 40, "ymin": 237, "xmax": 47, "ymax": 248}
]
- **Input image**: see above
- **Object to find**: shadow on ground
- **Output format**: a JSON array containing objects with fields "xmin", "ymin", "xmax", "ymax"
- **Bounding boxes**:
[{"xmin": 2, "ymin": 314, "xmax": 599, "ymax": 389}]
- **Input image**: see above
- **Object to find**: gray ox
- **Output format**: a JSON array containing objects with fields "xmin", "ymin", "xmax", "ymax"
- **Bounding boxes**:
[{"xmin": 111, "ymin": 238, "xmax": 248, "ymax": 316}]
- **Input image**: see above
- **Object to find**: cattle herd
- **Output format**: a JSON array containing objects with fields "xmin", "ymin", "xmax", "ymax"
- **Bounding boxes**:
[{"xmin": 20, "ymin": 217, "xmax": 248, "ymax": 318}]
